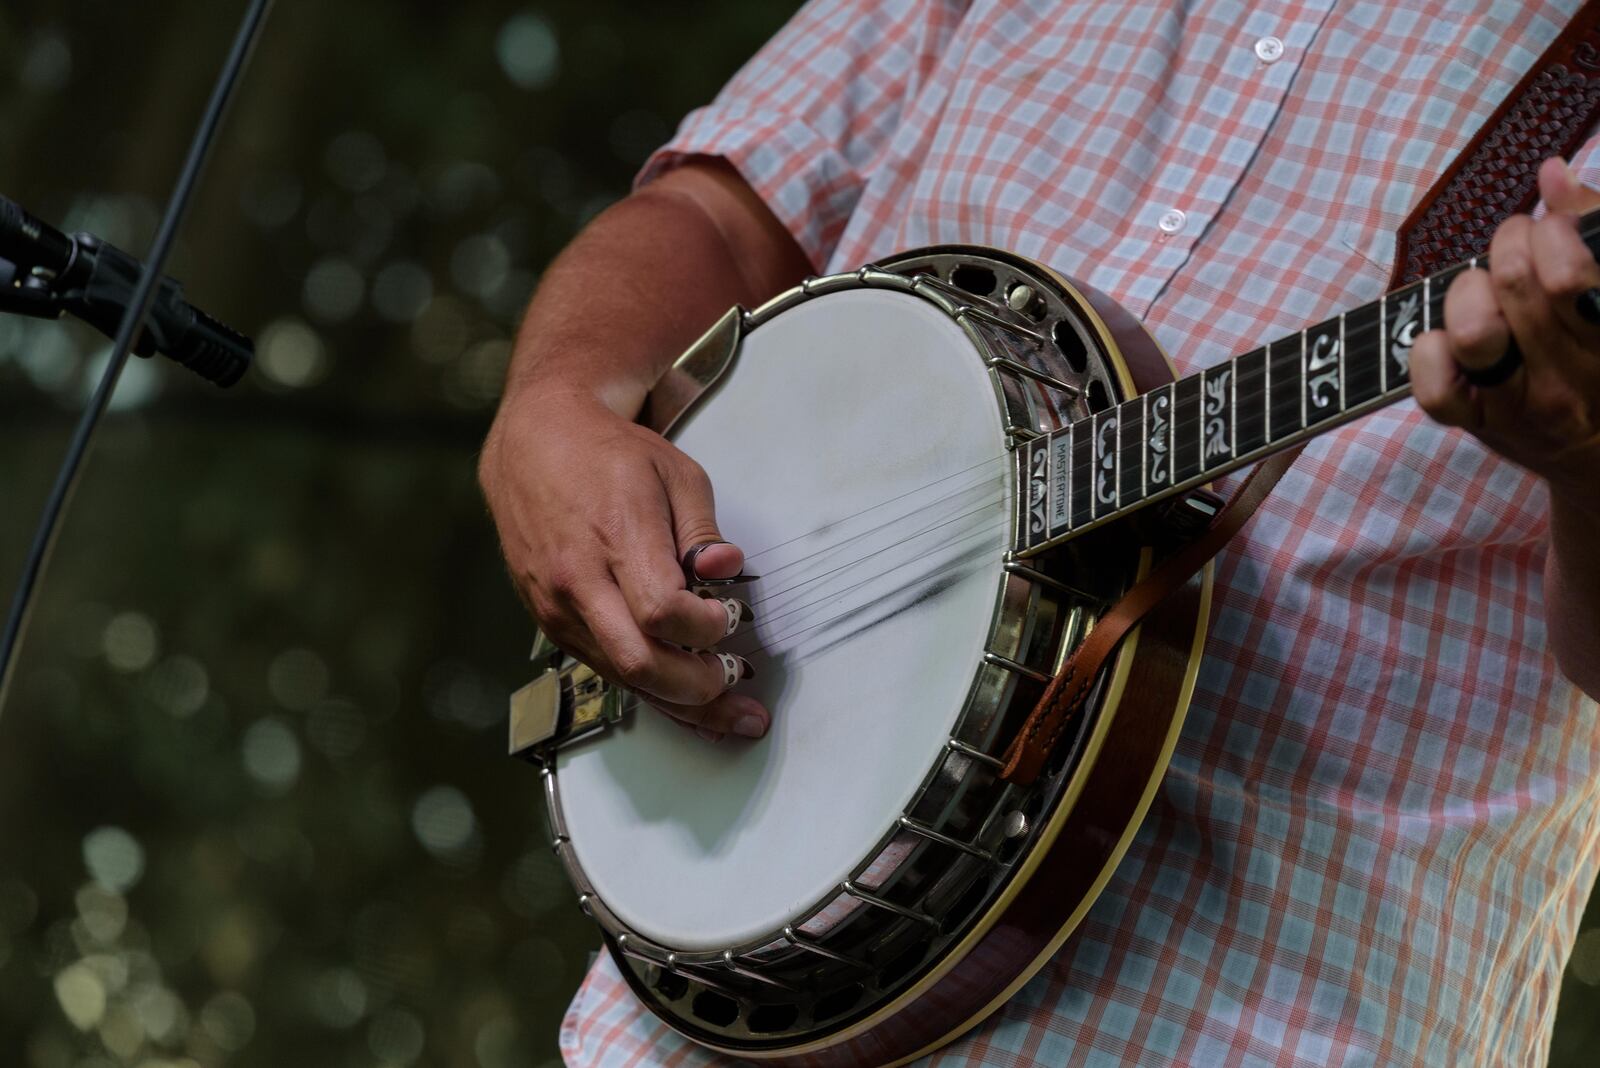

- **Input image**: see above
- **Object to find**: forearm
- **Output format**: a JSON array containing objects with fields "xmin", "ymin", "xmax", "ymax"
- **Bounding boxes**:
[
  {"xmin": 501, "ymin": 158, "xmax": 812, "ymax": 420},
  {"xmin": 1545, "ymin": 488, "xmax": 1600, "ymax": 698}
]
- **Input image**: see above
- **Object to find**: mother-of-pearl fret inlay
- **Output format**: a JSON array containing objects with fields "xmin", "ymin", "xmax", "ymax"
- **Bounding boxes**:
[
  {"xmin": 1026, "ymin": 440, "xmax": 1048, "ymax": 540},
  {"xmin": 1387, "ymin": 286, "xmax": 1423, "ymax": 380},
  {"xmin": 1147, "ymin": 387, "xmax": 1172, "ymax": 486},
  {"xmin": 1202, "ymin": 367, "xmax": 1231, "ymax": 459},
  {"xmin": 1305, "ymin": 330, "xmax": 1340, "ymax": 409},
  {"xmin": 1094, "ymin": 414, "xmax": 1118, "ymax": 510}
]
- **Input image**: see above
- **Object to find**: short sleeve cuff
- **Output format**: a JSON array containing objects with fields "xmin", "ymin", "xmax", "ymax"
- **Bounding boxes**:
[{"xmin": 637, "ymin": 103, "xmax": 865, "ymax": 269}]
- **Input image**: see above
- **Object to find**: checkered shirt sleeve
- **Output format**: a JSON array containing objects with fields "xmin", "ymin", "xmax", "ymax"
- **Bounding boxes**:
[{"xmin": 635, "ymin": 0, "xmax": 972, "ymax": 267}]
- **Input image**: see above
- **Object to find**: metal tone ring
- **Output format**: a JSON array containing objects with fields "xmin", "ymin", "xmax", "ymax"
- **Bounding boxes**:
[{"xmin": 1459, "ymin": 340, "xmax": 1523, "ymax": 388}]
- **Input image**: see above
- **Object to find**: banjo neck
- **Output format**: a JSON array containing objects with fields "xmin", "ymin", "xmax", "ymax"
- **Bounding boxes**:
[{"xmin": 1017, "ymin": 207, "xmax": 1600, "ymax": 558}]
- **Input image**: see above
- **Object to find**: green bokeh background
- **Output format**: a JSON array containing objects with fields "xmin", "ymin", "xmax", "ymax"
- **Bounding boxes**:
[{"xmin": 0, "ymin": 3, "xmax": 1595, "ymax": 1066}]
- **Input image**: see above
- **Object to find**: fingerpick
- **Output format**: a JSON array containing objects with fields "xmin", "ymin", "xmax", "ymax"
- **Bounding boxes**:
[
  {"xmin": 681, "ymin": 541, "xmax": 732, "ymax": 583},
  {"xmin": 715, "ymin": 653, "xmax": 755, "ymax": 687},
  {"xmin": 720, "ymin": 598, "xmax": 753, "ymax": 636}
]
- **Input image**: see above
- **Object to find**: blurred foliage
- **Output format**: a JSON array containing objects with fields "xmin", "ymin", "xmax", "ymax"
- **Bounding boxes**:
[
  {"xmin": 0, "ymin": 2, "xmax": 1595, "ymax": 1067},
  {"xmin": 0, "ymin": 2, "xmax": 801, "ymax": 1066}
]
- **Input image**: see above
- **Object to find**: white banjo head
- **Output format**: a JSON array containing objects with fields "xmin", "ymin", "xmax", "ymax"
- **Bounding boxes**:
[{"xmin": 556, "ymin": 288, "xmax": 1012, "ymax": 951}]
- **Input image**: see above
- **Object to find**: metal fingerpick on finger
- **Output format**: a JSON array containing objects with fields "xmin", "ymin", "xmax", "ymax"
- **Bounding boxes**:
[{"xmin": 681, "ymin": 542, "xmax": 714, "ymax": 583}]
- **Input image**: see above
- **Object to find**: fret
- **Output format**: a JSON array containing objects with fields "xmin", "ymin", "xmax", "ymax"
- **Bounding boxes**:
[
  {"xmin": 1383, "ymin": 280, "xmax": 1424, "ymax": 389},
  {"xmin": 1172, "ymin": 374, "xmax": 1204, "ymax": 485},
  {"xmin": 1231, "ymin": 356, "xmax": 1238, "ymax": 457},
  {"xmin": 1267, "ymin": 336, "xmax": 1303, "ymax": 442},
  {"xmin": 1343, "ymin": 299, "xmax": 1383, "ymax": 407},
  {"xmin": 1115, "ymin": 409, "xmax": 1123, "ymax": 505},
  {"xmin": 1117, "ymin": 396, "xmax": 1144, "ymax": 507},
  {"xmin": 1090, "ymin": 408, "xmax": 1120, "ymax": 520},
  {"xmin": 1200, "ymin": 361, "xmax": 1235, "ymax": 468},
  {"xmin": 1234, "ymin": 347, "xmax": 1268, "ymax": 455},
  {"xmin": 1265, "ymin": 334, "xmax": 1273, "ymax": 437},
  {"xmin": 1140, "ymin": 393, "xmax": 1149, "ymax": 498},
  {"xmin": 1303, "ymin": 317, "xmax": 1343, "ymax": 426},
  {"xmin": 1338, "ymin": 313, "xmax": 1346, "ymax": 410},
  {"xmin": 1145, "ymin": 382, "xmax": 1175, "ymax": 491},
  {"xmin": 1379, "ymin": 287, "xmax": 1388, "ymax": 394},
  {"xmin": 1048, "ymin": 427, "xmax": 1073, "ymax": 538},
  {"xmin": 1070, "ymin": 416, "xmax": 1094, "ymax": 529},
  {"xmin": 1299, "ymin": 331, "xmax": 1307, "ymax": 429}
]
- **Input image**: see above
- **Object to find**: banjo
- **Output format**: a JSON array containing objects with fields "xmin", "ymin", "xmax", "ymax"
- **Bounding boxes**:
[{"xmin": 503, "ymin": 222, "xmax": 1597, "ymax": 1064}]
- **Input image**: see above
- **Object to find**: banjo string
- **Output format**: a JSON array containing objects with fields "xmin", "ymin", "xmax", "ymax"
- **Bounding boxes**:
[
  {"xmin": 746, "ymin": 495, "xmax": 1008, "ymax": 612},
  {"xmin": 741, "ymin": 480, "xmax": 1008, "ymax": 600},
  {"xmin": 739, "ymin": 508, "xmax": 1013, "ymax": 635},
  {"xmin": 739, "ymin": 452, "xmax": 1014, "ymax": 565},
  {"xmin": 722, "ymin": 518, "xmax": 1010, "ymax": 658}
]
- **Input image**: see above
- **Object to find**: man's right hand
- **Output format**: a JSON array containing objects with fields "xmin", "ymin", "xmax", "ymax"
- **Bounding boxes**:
[
  {"xmin": 479, "ymin": 386, "xmax": 771, "ymax": 742},
  {"xmin": 478, "ymin": 157, "xmax": 811, "ymax": 744}
]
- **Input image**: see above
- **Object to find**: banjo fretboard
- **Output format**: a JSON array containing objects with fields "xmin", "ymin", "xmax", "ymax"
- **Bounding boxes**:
[{"xmin": 1019, "ymin": 209, "xmax": 1600, "ymax": 555}]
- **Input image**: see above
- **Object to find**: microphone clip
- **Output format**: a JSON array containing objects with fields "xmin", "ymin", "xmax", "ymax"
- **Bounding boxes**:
[{"xmin": 0, "ymin": 213, "xmax": 252, "ymax": 388}]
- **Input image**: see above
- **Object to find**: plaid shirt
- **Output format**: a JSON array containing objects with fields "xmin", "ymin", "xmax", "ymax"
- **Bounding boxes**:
[{"xmin": 562, "ymin": 1, "xmax": 1600, "ymax": 1064}]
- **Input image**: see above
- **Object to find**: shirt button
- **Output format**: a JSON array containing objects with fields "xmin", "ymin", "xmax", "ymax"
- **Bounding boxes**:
[
  {"xmin": 1254, "ymin": 35, "xmax": 1285, "ymax": 63},
  {"xmin": 1157, "ymin": 208, "xmax": 1187, "ymax": 235}
]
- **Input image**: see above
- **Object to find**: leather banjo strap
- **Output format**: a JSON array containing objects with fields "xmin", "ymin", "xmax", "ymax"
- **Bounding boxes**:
[{"xmin": 1002, "ymin": 0, "xmax": 1600, "ymax": 785}]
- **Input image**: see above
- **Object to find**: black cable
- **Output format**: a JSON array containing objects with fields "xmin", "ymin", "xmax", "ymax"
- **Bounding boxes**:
[{"xmin": 0, "ymin": 0, "xmax": 275, "ymax": 715}]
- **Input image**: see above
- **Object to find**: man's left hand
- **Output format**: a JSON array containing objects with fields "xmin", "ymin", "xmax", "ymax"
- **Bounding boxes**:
[{"xmin": 1412, "ymin": 156, "xmax": 1600, "ymax": 510}]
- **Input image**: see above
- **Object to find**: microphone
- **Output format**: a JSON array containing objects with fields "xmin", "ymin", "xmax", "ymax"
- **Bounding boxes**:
[{"xmin": 0, "ymin": 194, "xmax": 252, "ymax": 387}]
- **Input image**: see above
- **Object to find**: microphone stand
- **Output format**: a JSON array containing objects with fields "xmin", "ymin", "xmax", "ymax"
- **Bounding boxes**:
[{"xmin": 0, "ymin": 0, "xmax": 275, "ymax": 713}]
